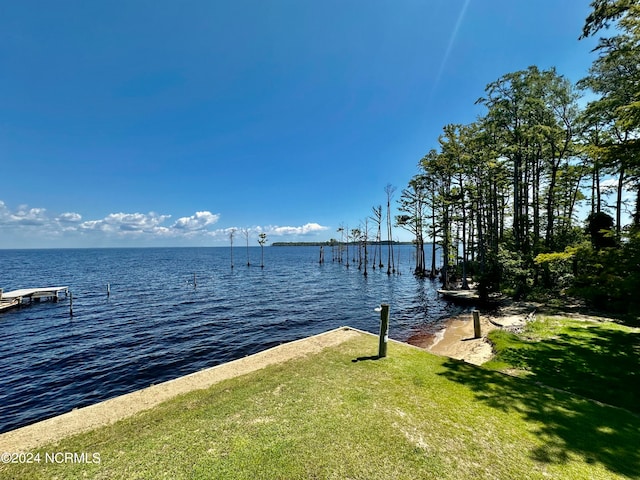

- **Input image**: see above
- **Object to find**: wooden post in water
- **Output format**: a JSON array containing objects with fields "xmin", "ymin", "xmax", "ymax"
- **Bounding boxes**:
[
  {"xmin": 69, "ymin": 291, "xmax": 74, "ymax": 317},
  {"xmin": 473, "ymin": 310, "xmax": 481, "ymax": 338},
  {"xmin": 193, "ymin": 273, "xmax": 197, "ymax": 289},
  {"xmin": 107, "ymin": 283, "xmax": 111, "ymax": 297}
]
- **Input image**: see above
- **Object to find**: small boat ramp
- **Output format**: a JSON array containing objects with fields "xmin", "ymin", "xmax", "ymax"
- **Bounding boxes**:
[{"xmin": 0, "ymin": 286, "xmax": 69, "ymax": 312}]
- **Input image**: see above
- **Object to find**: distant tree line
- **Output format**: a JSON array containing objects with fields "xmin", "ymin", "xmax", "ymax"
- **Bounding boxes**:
[{"xmin": 271, "ymin": 240, "xmax": 411, "ymax": 247}]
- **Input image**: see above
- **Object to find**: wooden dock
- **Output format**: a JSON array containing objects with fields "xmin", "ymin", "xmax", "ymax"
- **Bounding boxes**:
[
  {"xmin": 0, "ymin": 286, "xmax": 69, "ymax": 312},
  {"xmin": 437, "ymin": 289, "xmax": 480, "ymax": 304}
]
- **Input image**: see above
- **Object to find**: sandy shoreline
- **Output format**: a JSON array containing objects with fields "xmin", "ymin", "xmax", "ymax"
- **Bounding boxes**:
[
  {"xmin": 407, "ymin": 314, "xmax": 497, "ymax": 365},
  {"xmin": 408, "ymin": 301, "xmax": 538, "ymax": 365}
]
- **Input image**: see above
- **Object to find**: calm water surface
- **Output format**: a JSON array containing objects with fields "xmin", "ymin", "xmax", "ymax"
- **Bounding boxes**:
[{"xmin": 0, "ymin": 246, "xmax": 462, "ymax": 433}]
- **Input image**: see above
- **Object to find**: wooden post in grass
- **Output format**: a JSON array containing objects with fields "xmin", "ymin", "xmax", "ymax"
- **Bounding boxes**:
[
  {"xmin": 473, "ymin": 310, "xmax": 481, "ymax": 338},
  {"xmin": 378, "ymin": 304, "xmax": 390, "ymax": 358}
]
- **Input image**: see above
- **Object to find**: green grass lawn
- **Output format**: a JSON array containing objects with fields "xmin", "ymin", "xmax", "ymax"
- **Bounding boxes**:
[
  {"xmin": 484, "ymin": 316, "xmax": 640, "ymax": 414},
  {"xmin": 2, "ymin": 332, "xmax": 639, "ymax": 479}
]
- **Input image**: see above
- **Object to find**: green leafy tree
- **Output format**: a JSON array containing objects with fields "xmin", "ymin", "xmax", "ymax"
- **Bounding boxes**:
[
  {"xmin": 258, "ymin": 232, "xmax": 267, "ymax": 268},
  {"xmin": 579, "ymin": 0, "xmax": 640, "ymax": 231},
  {"xmin": 418, "ymin": 150, "xmax": 442, "ymax": 278},
  {"xmin": 421, "ymin": 147, "xmax": 455, "ymax": 287},
  {"xmin": 397, "ymin": 175, "xmax": 428, "ymax": 276}
]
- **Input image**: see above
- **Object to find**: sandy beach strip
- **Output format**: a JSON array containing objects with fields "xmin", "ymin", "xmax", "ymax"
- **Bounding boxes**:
[
  {"xmin": 407, "ymin": 312, "xmax": 504, "ymax": 366},
  {"xmin": 407, "ymin": 300, "xmax": 539, "ymax": 365},
  {"xmin": 0, "ymin": 326, "xmax": 362, "ymax": 453}
]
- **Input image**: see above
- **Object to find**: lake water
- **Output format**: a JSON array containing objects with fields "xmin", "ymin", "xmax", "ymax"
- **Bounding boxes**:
[{"xmin": 0, "ymin": 245, "xmax": 463, "ymax": 433}]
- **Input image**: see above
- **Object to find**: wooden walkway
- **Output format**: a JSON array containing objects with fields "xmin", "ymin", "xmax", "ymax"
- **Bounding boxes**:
[{"xmin": 0, "ymin": 286, "xmax": 69, "ymax": 312}]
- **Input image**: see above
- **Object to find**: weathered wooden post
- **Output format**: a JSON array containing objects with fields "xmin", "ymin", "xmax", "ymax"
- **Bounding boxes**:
[
  {"xmin": 107, "ymin": 283, "xmax": 111, "ymax": 297},
  {"xmin": 69, "ymin": 291, "xmax": 74, "ymax": 317},
  {"xmin": 473, "ymin": 310, "xmax": 481, "ymax": 338},
  {"xmin": 378, "ymin": 303, "xmax": 390, "ymax": 358},
  {"xmin": 193, "ymin": 273, "xmax": 197, "ymax": 289}
]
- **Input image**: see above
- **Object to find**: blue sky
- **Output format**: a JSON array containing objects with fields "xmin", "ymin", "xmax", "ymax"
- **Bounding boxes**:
[{"xmin": 1, "ymin": 0, "xmax": 602, "ymax": 248}]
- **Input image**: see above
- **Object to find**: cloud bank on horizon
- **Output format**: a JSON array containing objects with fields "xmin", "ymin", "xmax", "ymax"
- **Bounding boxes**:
[{"xmin": 0, "ymin": 200, "xmax": 329, "ymax": 248}]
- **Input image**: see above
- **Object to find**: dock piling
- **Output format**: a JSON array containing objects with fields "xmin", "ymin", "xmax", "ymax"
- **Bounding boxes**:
[
  {"xmin": 473, "ymin": 310, "xmax": 481, "ymax": 338},
  {"xmin": 69, "ymin": 291, "xmax": 73, "ymax": 317},
  {"xmin": 378, "ymin": 304, "xmax": 390, "ymax": 358}
]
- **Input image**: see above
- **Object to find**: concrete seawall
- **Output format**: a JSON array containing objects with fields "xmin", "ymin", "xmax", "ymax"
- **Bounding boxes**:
[{"xmin": 1, "ymin": 326, "xmax": 363, "ymax": 452}]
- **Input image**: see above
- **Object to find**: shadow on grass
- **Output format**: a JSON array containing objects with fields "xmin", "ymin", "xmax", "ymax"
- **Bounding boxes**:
[
  {"xmin": 489, "ymin": 324, "xmax": 640, "ymax": 413},
  {"xmin": 352, "ymin": 355, "xmax": 381, "ymax": 362},
  {"xmin": 439, "ymin": 359, "xmax": 640, "ymax": 478}
]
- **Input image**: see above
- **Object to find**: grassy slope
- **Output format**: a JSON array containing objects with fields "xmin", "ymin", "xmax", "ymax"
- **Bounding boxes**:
[
  {"xmin": 484, "ymin": 316, "xmax": 640, "ymax": 414},
  {"xmin": 3, "ymin": 334, "xmax": 639, "ymax": 479}
]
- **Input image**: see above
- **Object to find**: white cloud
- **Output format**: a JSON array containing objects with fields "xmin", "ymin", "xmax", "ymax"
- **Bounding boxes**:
[
  {"xmin": 10, "ymin": 205, "xmax": 48, "ymax": 225},
  {"xmin": 57, "ymin": 208, "xmax": 222, "ymax": 239},
  {"xmin": 0, "ymin": 199, "xmax": 331, "ymax": 247},
  {"xmin": 79, "ymin": 212, "xmax": 171, "ymax": 234},
  {"xmin": 212, "ymin": 227, "xmax": 240, "ymax": 237},
  {"xmin": 172, "ymin": 211, "xmax": 220, "ymax": 231},
  {"xmin": 267, "ymin": 223, "xmax": 329, "ymax": 236},
  {"xmin": 0, "ymin": 202, "xmax": 49, "ymax": 226},
  {"xmin": 57, "ymin": 212, "xmax": 82, "ymax": 223},
  {"xmin": 208, "ymin": 222, "xmax": 330, "ymax": 240}
]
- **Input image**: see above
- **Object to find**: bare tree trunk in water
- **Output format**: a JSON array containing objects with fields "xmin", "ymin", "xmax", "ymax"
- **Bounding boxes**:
[{"xmin": 385, "ymin": 184, "xmax": 396, "ymax": 275}]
